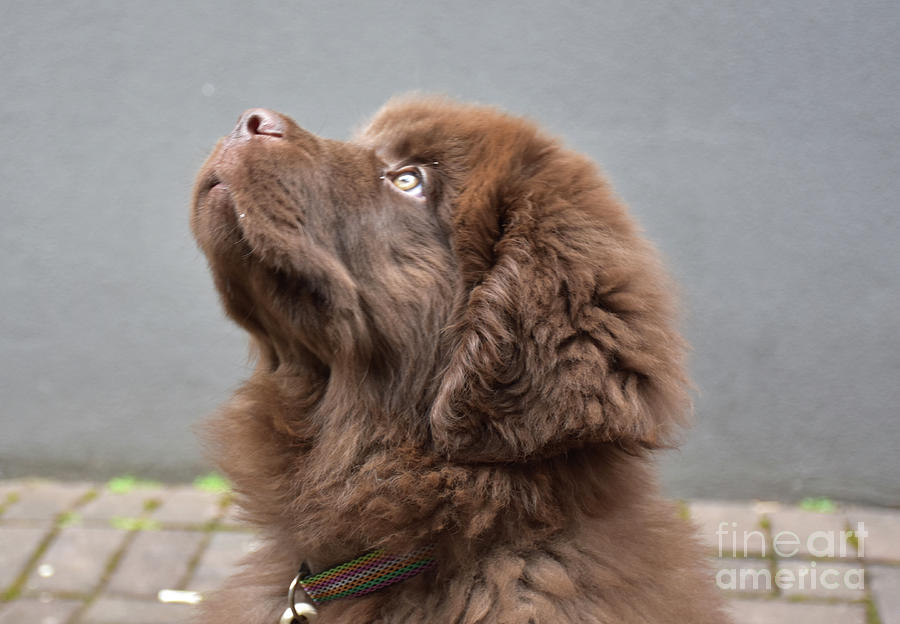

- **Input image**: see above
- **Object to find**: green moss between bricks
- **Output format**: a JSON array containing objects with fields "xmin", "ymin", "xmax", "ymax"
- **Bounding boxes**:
[
  {"xmin": 5, "ymin": 492, "xmax": 20, "ymax": 504},
  {"xmin": 56, "ymin": 511, "xmax": 83, "ymax": 528},
  {"xmin": 845, "ymin": 522, "xmax": 861, "ymax": 552},
  {"xmin": 784, "ymin": 594, "xmax": 848, "ymax": 605},
  {"xmin": 109, "ymin": 516, "xmax": 161, "ymax": 531},
  {"xmin": 799, "ymin": 497, "xmax": 837, "ymax": 513},
  {"xmin": 0, "ymin": 491, "xmax": 21, "ymax": 517},
  {"xmin": 106, "ymin": 475, "xmax": 163, "ymax": 494},
  {"xmin": 194, "ymin": 473, "xmax": 231, "ymax": 494},
  {"xmin": 865, "ymin": 595, "xmax": 883, "ymax": 624}
]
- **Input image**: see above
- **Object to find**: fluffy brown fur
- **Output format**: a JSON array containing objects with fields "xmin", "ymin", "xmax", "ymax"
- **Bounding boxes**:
[{"xmin": 190, "ymin": 96, "xmax": 730, "ymax": 623}]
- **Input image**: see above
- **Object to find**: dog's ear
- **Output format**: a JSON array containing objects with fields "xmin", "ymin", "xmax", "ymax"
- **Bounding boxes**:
[{"xmin": 429, "ymin": 132, "xmax": 690, "ymax": 462}]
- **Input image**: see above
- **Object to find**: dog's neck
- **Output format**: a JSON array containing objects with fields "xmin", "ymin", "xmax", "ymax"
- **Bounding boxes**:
[{"xmin": 219, "ymin": 368, "xmax": 657, "ymax": 567}]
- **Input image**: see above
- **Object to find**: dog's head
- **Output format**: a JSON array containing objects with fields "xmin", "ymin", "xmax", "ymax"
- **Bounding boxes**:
[{"xmin": 192, "ymin": 96, "xmax": 689, "ymax": 463}]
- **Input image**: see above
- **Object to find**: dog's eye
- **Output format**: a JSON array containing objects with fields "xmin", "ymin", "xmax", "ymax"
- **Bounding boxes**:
[{"xmin": 390, "ymin": 170, "xmax": 424, "ymax": 196}]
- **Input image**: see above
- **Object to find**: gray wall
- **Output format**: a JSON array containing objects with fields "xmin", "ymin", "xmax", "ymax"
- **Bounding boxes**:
[{"xmin": 2, "ymin": 1, "xmax": 898, "ymax": 505}]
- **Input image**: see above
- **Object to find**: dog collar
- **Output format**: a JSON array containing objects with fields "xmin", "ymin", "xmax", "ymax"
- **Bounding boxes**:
[{"xmin": 279, "ymin": 546, "xmax": 437, "ymax": 623}]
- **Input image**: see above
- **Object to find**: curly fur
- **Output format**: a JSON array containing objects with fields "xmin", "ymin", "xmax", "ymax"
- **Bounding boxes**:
[{"xmin": 190, "ymin": 95, "xmax": 730, "ymax": 623}]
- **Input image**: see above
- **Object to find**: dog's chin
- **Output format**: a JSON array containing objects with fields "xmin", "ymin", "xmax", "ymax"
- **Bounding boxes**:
[
  {"xmin": 213, "ymin": 265, "xmax": 335, "ymax": 374},
  {"xmin": 194, "ymin": 225, "xmax": 339, "ymax": 374}
]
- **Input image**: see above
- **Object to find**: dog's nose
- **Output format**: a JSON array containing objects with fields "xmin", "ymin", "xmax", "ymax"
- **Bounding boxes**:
[{"xmin": 235, "ymin": 108, "xmax": 286, "ymax": 138}]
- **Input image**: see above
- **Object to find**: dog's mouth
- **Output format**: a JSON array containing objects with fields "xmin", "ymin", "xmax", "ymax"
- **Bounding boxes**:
[
  {"xmin": 197, "ymin": 170, "xmax": 232, "ymax": 212},
  {"xmin": 205, "ymin": 175, "xmax": 226, "ymax": 193},
  {"xmin": 192, "ymin": 164, "xmax": 249, "ymax": 245}
]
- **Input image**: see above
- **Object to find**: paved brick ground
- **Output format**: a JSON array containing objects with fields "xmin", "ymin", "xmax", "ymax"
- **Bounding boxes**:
[{"xmin": 1, "ymin": 480, "xmax": 898, "ymax": 623}]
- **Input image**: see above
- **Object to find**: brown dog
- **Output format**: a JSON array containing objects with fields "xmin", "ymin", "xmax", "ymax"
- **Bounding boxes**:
[{"xmin": 191, "ymin": 96, "xmax": 730, "ymax": 623}]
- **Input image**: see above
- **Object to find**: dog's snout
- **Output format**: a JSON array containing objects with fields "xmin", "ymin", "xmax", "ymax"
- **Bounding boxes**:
[{"xmin": 235, "ymin": 108, "xmax": 286, "ymax": 138}]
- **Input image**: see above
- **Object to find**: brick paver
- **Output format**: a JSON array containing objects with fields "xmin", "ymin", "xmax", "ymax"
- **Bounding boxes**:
[
  {"xmin": 25, "ymin": 528, "xmax": 129, "ymax": 596},
  {"xmin": 106, "ymin": 530, "xmax": 206, "ymax": 597},
  {"xmin": 775, "ymin": 560, "xmax": 865, "ymax": 600},
  {"xmin": 847, "ymin": 506, "xmax": 900, "ymax": 562},
  {"xmin": 0, "ymin": 481, "xmax": 25, "ymax": 504},
  {"xmin": 0, "ymin": 597, "xmax": 82, "ymax": 624},
  {"xmin": 727, "ymin": 599, "xmax": 866, "ymax": 624},
  {"xmin": 0, "ymin": 526, "xmax": 48, "ymax": 592},
  {"xmin": 78, "ymin": 489, "xmax": 167, "ymax": 524},
  {"xmin": 1, "ymin": 482, "xmax": 93, "ymax": 524},
  {"xmin": 0, "ymin": 479, "xmax": 897, "ymax": 623},
  {"xmin": 152, "ymin": 487, "xmax": 222, "ymax": 526},
  {"xmin": 766, "ymin": 506, "xmax": 856, "ymax": 559},
  {"xmin": 709, "ymin": 558, "xmax": 773, "ymax": 595},
  {"xmin": 186, "ymin": 531, "xmax": 260, "ymax": 593},
  {"xmin": 79, "ymin": 597, "xmax": 195, "ymax": 624},
  {"xmin": 870, "ymin": 565, "xmax": 900, "ymax": 624},
  {"xmin": 690, "ymin": 501, "xmax": 767, "ymax": 557}
]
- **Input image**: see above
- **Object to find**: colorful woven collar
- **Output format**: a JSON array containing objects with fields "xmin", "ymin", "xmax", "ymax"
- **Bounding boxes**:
[{"xmin": 295, "ymin": 545, "xmax": 437, "ymax": 606}]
